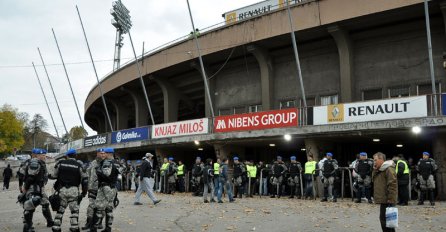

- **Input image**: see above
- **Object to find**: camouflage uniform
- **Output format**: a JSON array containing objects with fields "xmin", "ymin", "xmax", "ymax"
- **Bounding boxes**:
[
  {"xmin": 51, "ymin": 157, "xmax": 88, "ymax": 232},
  {"xmin": 92, "ymin": 157, "xmax": 120, "ymax": 232},
  {"xmin": 81, "ymin": 157, "xmax": 103, "ymax": 230},
  {"xmin": 21, "ymin": 156, "xmax": 54, "ymax": 231}
]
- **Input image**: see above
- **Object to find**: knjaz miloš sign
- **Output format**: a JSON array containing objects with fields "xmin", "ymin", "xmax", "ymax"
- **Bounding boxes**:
[
  {"xmin": 152, "ymin": 118, "xmax": 209, "ymax": 139},
  {"xmin": 313, "ymin": 96, "xmax": 428, "ymax": 125},
  {"xmin": 84, "ymin": 134, "xmax": 108, "ymax": 147}
]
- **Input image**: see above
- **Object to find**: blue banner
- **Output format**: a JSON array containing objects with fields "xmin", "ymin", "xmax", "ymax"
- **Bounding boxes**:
[
  {"xmin": 442, "ymin": 94, "xmax": 446, "ymax": 115},
  {"xmin": 111, "ymin": 127, "xmax": 150, "ymax": 144}
]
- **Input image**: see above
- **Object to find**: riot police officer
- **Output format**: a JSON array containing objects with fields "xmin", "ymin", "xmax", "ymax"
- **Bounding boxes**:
[
  {"xmin": 82, "ymin": 148, "xmax": 106, "ymax": 230},
  {"xmin": 91, "ymin": 148, "xmax": 120, "ymax": 232},
  {"xmin": 191, "ymin": 157, "xmax": 204, "ymax": 196},
  {"xmin": 232, "ymin": 157, "xmax": 246, "ymax": 198},
  {"xmin": 287, "ymin": 156, "xmax": 302, "ymax": 199},
  {"xmin": 416, "ymin": 152, "xmax": 438, "ymax": 206},
  {"xmin": 20, "ymin": 148, "xmax": 54, "ymax": 231},
  {"xmin": 354, "ymin": 152, "xmax": 373, "ymax": 204},
  {"xmin": 166, "ymin": 157, "xmax": 177, "ymax": 194},
  {"xmin": 270, "ymin": 156, "xmax": 287, "ymax": 198},
  {"xmin": 51, "ymin": 148, "xmax": 88, "ymax": 232},
  {"xmin": 321, "ymin": 152, "xmax": 338, "ymax": 202}
]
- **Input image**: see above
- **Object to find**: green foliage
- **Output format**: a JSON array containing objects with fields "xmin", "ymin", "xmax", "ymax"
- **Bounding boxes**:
[
  {"xmin": 68, "ymin": 126, "xmax": 88, "ymax": 141},
  {"xmin": 0, "ymin": 104, "xmax": 25, "ymax": 154}
]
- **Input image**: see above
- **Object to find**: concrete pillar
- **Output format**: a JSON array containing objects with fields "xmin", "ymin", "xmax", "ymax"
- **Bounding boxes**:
[
  {"xmin": 120, "ymin": 87, "xmax": 149, "ymax": 127},
  {"xmin": 191, "ymin": 62, "xmax": 215, "ymax": 118},
  {"xmin": 247, "ymin": 45, "xmax": 274, "ymax": 110},
  {"xmin": 214, "ymin": 144, "xmax": 245, "ymax": 160},
  {"xmin": 432, "ymin": 130, "xmax": 446, "ymax": 200},
  {"xmin": 108, "ymin": 98, "xmax": 129, "ymax": 130},
  {"xmin": 328, "ymin": 25, "xmax": 354, "ymax": 103},
  {"xmin": 150, "ymin": 75, "xmax": 180, "ymax": 123}
]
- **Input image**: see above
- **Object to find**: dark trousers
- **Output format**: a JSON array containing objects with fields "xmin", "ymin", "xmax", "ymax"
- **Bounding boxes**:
[
  {"xmin": 379, "ymin": 204, "xmax": 396, "ymax": 232},
  {"xmin": 3, "ymin": 177, "xmax": 11, "ymax": 189},
  {"xmin": 398, "ymin": 184, "xmax": 408, "ymax": 204},
  {"xmin": 177, "ymin": 175, "xmax": 185, "ymax": 192}
]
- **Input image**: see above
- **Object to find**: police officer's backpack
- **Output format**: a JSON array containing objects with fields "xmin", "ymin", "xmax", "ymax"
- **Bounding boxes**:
[{"xmin": 27, "ymin": 158, "xmax": 41, "ymax": 176}]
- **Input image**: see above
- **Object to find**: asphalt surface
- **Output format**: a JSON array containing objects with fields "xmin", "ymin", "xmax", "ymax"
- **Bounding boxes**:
[{"xmin": 1, "ymin": 180, "xmax": 445, "ymax": 232}]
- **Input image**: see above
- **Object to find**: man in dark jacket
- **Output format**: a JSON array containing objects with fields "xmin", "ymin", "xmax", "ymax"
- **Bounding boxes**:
[
  {"xmin": 134, "ymin": 153, "xmax": 161, "ymax": 205},
  {"xmin": 394, "ymin": 154, "xmax": 409, "ymax": 206},
  {"xmin": 3, "ymin": 164, "xmax": 13, "ymax": 190},
  {"xmin": 372, "ymin": 152, "xmax": 397, "ymax": 232}
]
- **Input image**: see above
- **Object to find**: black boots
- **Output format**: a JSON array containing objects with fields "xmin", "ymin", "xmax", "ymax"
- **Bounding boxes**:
[{"xmin": 81, "ymin": 217, "xmax": 92, "ymax": 230}]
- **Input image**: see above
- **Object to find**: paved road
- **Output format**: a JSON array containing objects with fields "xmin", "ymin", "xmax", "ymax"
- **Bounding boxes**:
[{"xmin": 1, "ymin": 180, "xmax": 445, "ymax": 232}]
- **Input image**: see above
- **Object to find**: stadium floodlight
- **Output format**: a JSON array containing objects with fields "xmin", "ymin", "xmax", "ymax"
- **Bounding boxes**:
[{"xmin": 111, "ymin": 0, "xmax": 132, "ymax": 71}]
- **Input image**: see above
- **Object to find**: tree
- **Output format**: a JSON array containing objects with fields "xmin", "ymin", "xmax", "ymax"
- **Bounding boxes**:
[
  {"xmin": 67, "ymin": 126, "xmax": 88, "ymax": 141},
  {"xmin": 0, "ymin": 104, "xmax": 25, "ymax": 155},
  {"xmin": 22, "ymin": 113, "xmax": 49, "ymax": 150}
]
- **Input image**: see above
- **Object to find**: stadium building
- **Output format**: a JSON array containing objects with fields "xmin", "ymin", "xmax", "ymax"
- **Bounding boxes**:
[{"xmin": 77, "ymin": 0, "xmax": 446, "ymax": 198}]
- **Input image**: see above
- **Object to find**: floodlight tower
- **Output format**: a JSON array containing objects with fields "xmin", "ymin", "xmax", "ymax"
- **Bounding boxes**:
[{"xmin": 111, "ymin": 0, "xmax": 132, "ymax": 71}]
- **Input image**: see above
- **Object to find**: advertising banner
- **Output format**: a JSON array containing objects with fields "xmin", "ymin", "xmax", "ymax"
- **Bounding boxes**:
[
  {"xmin": 84, "ymin": 133, "xmax": 109, "ymax": 147},
  {"xmin": 223, "ymin": 0, "xmax": 307, "ymax": 24},
  {"xmin": 313, "ymin": 96, "xmax": 428, "ymax": 125},
  {"xmin": 111, "ymin": 127, "xmax": 150, "ymax": 144},
  {"xmin": 152, "ymin": 118, "xmax": 209, "ymax": 139},
  {"xmin": 68, "ymin": 139, "xmax": 83, "ymax": 150},
  {"xmin": 214, "ymin": 108, "xmax": 298, "ymax": 133}
]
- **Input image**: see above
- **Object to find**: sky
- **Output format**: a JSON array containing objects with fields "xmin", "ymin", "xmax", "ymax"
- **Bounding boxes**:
[{"xmin": 0, "ymin": 0, "xmax": 260, "ymax": 137}]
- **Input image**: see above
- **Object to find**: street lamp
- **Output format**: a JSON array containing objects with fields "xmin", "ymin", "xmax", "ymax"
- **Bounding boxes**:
[{"xmin": 412, "ymin": 126, "xmax": 422, "ymax": 134}]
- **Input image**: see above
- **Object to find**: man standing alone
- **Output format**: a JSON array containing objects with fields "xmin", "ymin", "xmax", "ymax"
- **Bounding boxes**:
[
  {"xmin": 134, "ymin": 153, "xmax": 161, "ymax": 205},
  {"xmin": 3, "ymin": 164, "xmax": 13, "ymax": 190},
  {"xmin": 372, "ymin": 152, "xmax": 397, "ymax": 232}
]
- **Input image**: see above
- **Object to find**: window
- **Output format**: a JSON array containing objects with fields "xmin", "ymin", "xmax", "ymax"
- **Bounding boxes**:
[
  {"xmin": 299, "ymin": 97, "xmax": 316, "ymax": 107},
  {"xmin": 280, "ymin": 100, "xmax": 296, "ymax": 109},
  {"xmin": 233, "ymin": 106, "xmax": 246, "ymax": 114},
  {"xmin": 320, "ymin": 95, "xmax": 338, "ymax": 106},
  {"xmin": 417, "ymin": 83, "xmax": 441, "ymax": 95},
  {"xmin": 218, "ymin": 108, "xmax": 231, "ymax": 116},
  {"xmin": 362, "ymin": 89, "xmax": 382, "ymax": 101},
  {"xmin": 248, "ymin": 105, "xmax": 262, "ymax": 113},
  {"xmin": 388, "ymin": 87, "xmax": 410, "ymax": 98}
]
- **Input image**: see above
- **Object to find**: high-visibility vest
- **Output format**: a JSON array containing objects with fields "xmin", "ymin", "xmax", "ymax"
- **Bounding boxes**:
[
  {"xmin": 396, "ymin": 160, "xmax": 409, "ymax": 174},
  {"xmin": 177, "ymin": 164, "xmax": 184, "ymax": 175},
  {"xmin": 213, "ymin": 162, "xmax": 220, "ymax": 175},
  {"xmin": 304, "ymin": 161, "xmax": 317, "ymax": 175},
  {"xmin": 247, "ymin": 165, "xmax": 257, "ymax": 178},
  {"xmin": 161, "ymin": 163, "xmax": 169, "ymax": 172}
]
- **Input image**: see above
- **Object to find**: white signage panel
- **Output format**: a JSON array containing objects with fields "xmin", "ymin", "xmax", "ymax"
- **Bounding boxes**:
[
  {"xmin": 313, "ymin": 96, "xmax": 428, "ymax": 125},
  {"xmin": 152, "ymin": 118, "xmax": 209, "ymax": 139}
]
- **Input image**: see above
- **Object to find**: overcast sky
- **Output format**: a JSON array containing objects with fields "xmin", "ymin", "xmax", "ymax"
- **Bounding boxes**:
[{"xmin": 0, "ymin": 0, "xmax": 260, "ymax": 137}]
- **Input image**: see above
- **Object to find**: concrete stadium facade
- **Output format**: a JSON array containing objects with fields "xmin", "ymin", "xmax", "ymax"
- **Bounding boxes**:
[{"xmin": 83, "ymin": 0, "xmax": 446, "ymax": 198}]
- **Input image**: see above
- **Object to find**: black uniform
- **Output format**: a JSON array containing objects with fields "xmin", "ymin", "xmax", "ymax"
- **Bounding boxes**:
[
  {"xmin": 271, "ymin": 161, "xmax": 287, "ymax": 198},
  {"xmin": 287, "ymin": 162, "xmax": 302, "ymax": 198},
  {"xmin": 3, "ymin": 164, "xmax": 13, "ymax": 190},
  {"xmin": 354, "ymin": 159, "xmax": 373, "ymax": 203},
  {"xmin": 192, "ymin": 163, "xmax": 204, "ymax": 196},
  {"xmin": 233, "ymin": 163, "xmax": 246, "ymax": 198}
]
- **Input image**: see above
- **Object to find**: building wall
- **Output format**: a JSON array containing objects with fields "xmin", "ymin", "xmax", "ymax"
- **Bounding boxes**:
[
  {"xmin": 354, "ymin": 17, "xmax": 446, "ymax": 100},
  {"xmin": 273, "ymin": 38, "xmax": 340, "ymax": 105}
]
